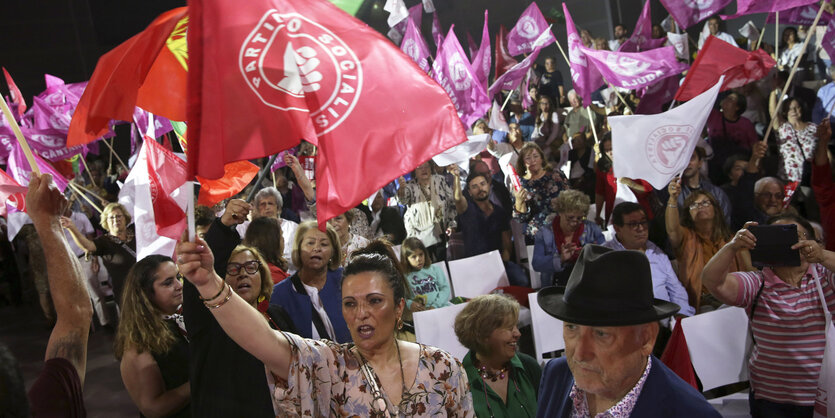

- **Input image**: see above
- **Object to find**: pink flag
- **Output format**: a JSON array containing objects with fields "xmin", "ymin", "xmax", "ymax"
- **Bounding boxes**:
[
  {"xmin": 766, "ymin": 3, "xmax": 832, "ymax": 25},
  {"xmin": 489, "ymin": 30, "xmax": 555, "ymax": 99},
  {"xmin": 24, "ymin": 127, "xmax": 87, "ymax": 162},
  {"xmin": 432, "ymin": 26, "xmax": 491, "ymax": 127},
  {"xmin": 660, "ymin": 0, "xmax": 733, "ymax": 29},
  {"xmin": 2, "ymin": 68, "xmax": 26, "ymax": 117},
  {"xmin": 389, "ymin": 4, "xmax": 424, "ymax": 46},
  {"xmin": 636, "ymin": 76, "xmax": 681, "ymax": 114},
  {"xmin": 507, "ymin": 2, "xmax": 555, "ymax": 56},
  {"xmin": 619, "ymin": 0, "xmax": 668, "ymax": 52},
  {"xmin": 487, "ymin": 100, "xmax": 510, "ymax": 133},
  {"xmin": 564, "ymin": 4, "xmax": 604, "ymax": 105},
  {"xmin": 580, "ymin": 45, "xmax": 688, "ymax": 91},
  {"xmin": 7, "ymin": 141, "xmax": 69, "ymax": 192},
  {"xmin": 823, "ymin": 19, "xmax": 835, "ymax": 63},
  {"xmin": 31, "ymin": 96, "xmax": 72, "ymax": 132},
  {"xmin": 471, "ymin": 10, "xmax": 492, "ymax": 89},
  {"xmin": 0, "ymin": 168, "xmax": 26, "ymax": 216},
  {"xmin": 722, "ymin": 0, "xmax": 818, "ymax": 20},
  {"xmin": 401, "ymin": 18, "xmax": 431, "ymax": 72},
  {"xmin": 431, "ymin": 11, "xmax": 443, "ymax": 51}
]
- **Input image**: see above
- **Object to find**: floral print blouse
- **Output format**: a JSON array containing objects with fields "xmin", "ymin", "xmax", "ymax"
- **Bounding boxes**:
[
  {"xmin": 777, "ymin": 122, "xmax": 817, "ymax": 183},
  {"xmin": 513, "ymin": 170, "xmax": 568, "ymax": 239},
  {"xmin": 272, "ymin": 332, "xmax": 474, "ymax": 417}
]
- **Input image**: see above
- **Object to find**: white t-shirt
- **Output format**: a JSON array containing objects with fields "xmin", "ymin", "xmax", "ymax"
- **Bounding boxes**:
[{"xmin": 301, "ymin": 282, "xmax": 337, "ymax": 341}]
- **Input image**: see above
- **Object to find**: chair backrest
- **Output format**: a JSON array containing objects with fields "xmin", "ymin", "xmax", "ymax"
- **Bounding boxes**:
[
  {"xmin": 526, "ymin": 245, "xmax": 541, "ymax": 289},
  {"xmin": 528, "ymin": 292, "xmax": 565, "ymax": 365},
  {"xmin": 680, "ymin": 306, "xmax": 751, "ymax": 391},
  {"xmin": 446, "ymin": 250, "xmax": 508, "ymax": 298},
  {"xmin": 413, "ymin": 303, "xmax": 470, "ymax": 362},
  {"xmin": 431, "ymin": 261, "xmax": 452, "ymax": 297}
]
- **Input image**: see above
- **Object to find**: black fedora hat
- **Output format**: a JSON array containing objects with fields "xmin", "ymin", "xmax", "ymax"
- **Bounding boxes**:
[{"xmin": 537, "ymin": 245, "xmax": 680, "ymax": 326}]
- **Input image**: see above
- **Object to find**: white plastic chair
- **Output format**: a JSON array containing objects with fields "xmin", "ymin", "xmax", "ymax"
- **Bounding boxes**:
[
  {"xmin": 680, "ymin": 306, "xmax": 751, "ymax": 391},
  {"xmin": 446, "ymin": 250, "xmax": 508, "ymax": 298},
  {"xmin": 413, "ymin": 303, "xmax": 469, "ymax": 362},
  {"xmin": 526, "ymin": 245, "xmax": 541, "ymax": 289},
  {"xmin": 527, "ymin": 292, "xmax": 565, "ymax": 365}
]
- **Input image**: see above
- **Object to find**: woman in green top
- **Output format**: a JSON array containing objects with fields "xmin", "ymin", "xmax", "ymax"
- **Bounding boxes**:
[{"xmin": 455, "ymin": 294, "xmax": 541, "ymax": 418}]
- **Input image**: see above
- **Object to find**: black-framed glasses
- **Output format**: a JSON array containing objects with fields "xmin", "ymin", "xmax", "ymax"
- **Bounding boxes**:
[
  {"xmin": 226, "ymin": 260, "xmax": 260, "ymax": 276},
  {"xmin": 623, "ymin": 220, "xmax": 649, "ymax": 230}
]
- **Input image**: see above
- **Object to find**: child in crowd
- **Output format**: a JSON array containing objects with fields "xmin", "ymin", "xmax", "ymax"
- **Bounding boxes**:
[{"xmin": 400, "ymin": 237, "xmax": 452, "ymax": 311}]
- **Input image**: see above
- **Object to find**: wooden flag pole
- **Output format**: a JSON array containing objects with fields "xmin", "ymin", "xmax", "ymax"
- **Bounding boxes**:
[
  {"xmin": 774, "ymin": 11, "xmax": 779, "ymax": 65},
  {"xmin": 760, "ymin": 5, "xmax": 825, "ymax": 144},
  {"xmin": 101, "ymin": 137, "xmax": 129, "ymax": 172},
  {"xmin": 755, "ymin": 16, "xmax": 768, "ymax": 50},
  {"xmin": 67, "ymin": 182, "xmax": 103, "ymax": 214},
  {"xmin": 500, "ymin": 91, "xmax": 514, "ymax": 111},
  {"xmin": 586, "ymin": 107, "xmax": 600, "ymax": 144},
  {"xmin": 79, "ymin": 154, "xmax": 97, "ymax": 188},
  {"xmin": 70, "ymin": 181, "xmax": 109, "ymax": 205},
  {"xmin": 0, "ymin": 99, "xmax": 40, "ymax": 176}
]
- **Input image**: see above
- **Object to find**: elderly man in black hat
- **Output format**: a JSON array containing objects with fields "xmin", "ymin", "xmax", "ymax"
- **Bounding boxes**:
[{"xmin": 536, "ymin": 245, "xmax": 720, "ymax": 418}]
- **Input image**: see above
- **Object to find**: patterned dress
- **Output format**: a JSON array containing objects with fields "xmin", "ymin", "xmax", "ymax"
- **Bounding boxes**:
[
  {"xmin": 513, "ymin": 170, "xmax": 568, "ymax": 239},
  {"xmin": 272, "ymin": 332, "xmax": 474, "ymax": 417},
  {"xmin": 777, "ymin": 122, "xmax": 817, "ymax": 183}
]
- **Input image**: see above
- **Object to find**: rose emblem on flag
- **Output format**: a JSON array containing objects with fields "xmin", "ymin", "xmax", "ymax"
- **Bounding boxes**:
[
  {"xmin": 449, "ymin": 55, "xmax": 471, "ymax": 91},
  {"xmin": 49, "ymin": 113, "xmax": 71, "ymax": 130},
  {"xmin": 605, "ymin": 55, "xmax": 651, "ymax": 76},
  {"xmin": 30, "ymin": 134, "xmax": 63, "ymax": 148},
  {"xmin": 402, "ymin": 38, "xmax": 419, "ymax": 62},
  {"xmin": 567, "ymin": 33, "xmax": 587, "ymax": 68},
  {"xmin": 518, "ymin": 16, "xmax": 539, "ymax": 39},
  {"xmin": 645, "ymin": 125, "xmax": 695, "ymax": 174},
  {"xmin": 238, "ymin": 10, "xmax": 362, "ymax": 135},
  {"xmin": 683, "ymin": 0, "xmax": 714, "ymax": 8}
]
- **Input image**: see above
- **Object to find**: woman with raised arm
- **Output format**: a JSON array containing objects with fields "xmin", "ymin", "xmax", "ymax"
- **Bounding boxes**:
[{"xmin": 176, "ymin": 238, "xmax": 473, "ymax": 416}]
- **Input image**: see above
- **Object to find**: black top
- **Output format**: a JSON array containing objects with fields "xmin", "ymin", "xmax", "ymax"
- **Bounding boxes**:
[
  {"xmin": 143, "ymin": 320, "xmax": 190, "ymax": 418},
  {"xmin": 203, "ymin": 217, "xmax": 241, "ymax": 277},
  {"xmin": 92, "ymin": 233, "xmax": 136, "ymax": 303}
]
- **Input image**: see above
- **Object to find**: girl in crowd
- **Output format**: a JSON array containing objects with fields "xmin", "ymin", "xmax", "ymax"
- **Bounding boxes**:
[
  {"xmin": 176, "ymin": 238, "xmax": 474, "ymax": 416},
  {"xmin": 115, "ymin": 255, "xmax": 190, "ymax": 418},
  {"xmin": 778, "ymin": 27, "xmax": 806, "ymax": 71},
  {"xmin": 400, "ymin": 237, "xmax": 452, "ymax": 312},
  {"xmin": 513, "ymin": 143, "xmax": 568, "ymax": 242},
  {"xmin": 328, "ymin": 211, "xmax": 370, "ymax": 266},
  {"xmin": 531, "ymin": 95, "xmax": 562, "ymax": 158},
  {"xmin": 703, "ymin": 214, "xmax": 834, "ymax": 417},
  {"xmin": 455, "ymin": 294, "xmax": 540, "ymax": 418}
]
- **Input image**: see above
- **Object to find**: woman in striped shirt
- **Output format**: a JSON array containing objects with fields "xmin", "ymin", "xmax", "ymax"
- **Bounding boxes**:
[{"xmin": 701, "ymin": 214, "xmax": 835, "ymax": 418}]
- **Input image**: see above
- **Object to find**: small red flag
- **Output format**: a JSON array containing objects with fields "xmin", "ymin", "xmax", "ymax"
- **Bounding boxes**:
[
  {"xmin": 196, "ymin": 161, "xmax": 260, "ymax": 207},
  {"xmin": 2, "ymin": 68, "xmax": 26, "ymax": 117},
  {"xmin": 144, "ymin": 137, "xmax": 188, "ymax": 239},
  {"xmin": 660, "ymin": 320, "xmax": 699, "ymax": 390},
  {"xmin": 0, "ymin": 168, "xmax": 26, "ymax": 216},
  {"xmin": 674, "ymin": 36, "xmax": 775, "ymax": 101},
  {"xmin": 495, "ymin": 25, "xmax": 518, "ymax": 79}
]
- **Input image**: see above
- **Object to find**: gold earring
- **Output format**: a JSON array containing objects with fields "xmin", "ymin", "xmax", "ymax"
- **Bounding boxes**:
[{"xmin": 396, "ymin": 317, "xmax": 404, "ymax": 331}]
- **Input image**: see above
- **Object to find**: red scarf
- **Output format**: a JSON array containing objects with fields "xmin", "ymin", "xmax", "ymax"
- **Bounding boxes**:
[{"xmin": 552, "ymin": 215, "xmax": 585, "ymax": 264}]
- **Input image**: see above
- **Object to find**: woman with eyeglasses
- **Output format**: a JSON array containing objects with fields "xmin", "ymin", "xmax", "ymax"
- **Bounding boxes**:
[
  {"xmin": 667, "ymin": 181, "xmax": 748, "ymax": 311},
  {"xmin": 532, "ymin": 190, "xmax": 604, "ymax": 287},
  {"xmin": 182, "ymin": 245, "xmax": 296, "ymax": 417},
  {"xmin": 455, "ymin": 294, "xmax": 540, "ymax": 418},
  {"xmin": 703, "ymin": 214, "xmax": 834, "ymax": 417},
  {"xmin": 115, "ymin": 255, "xmax": 190, "ymax": 417},
  {"xmin": 62, "ymin": 202, "xmax": 136, "ymax": 305}
]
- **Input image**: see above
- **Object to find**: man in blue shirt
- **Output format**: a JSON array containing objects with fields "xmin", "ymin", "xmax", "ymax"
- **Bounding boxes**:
[{"xmin": 812, "ymin": 65, "xmax": 835, "ymax": 127}]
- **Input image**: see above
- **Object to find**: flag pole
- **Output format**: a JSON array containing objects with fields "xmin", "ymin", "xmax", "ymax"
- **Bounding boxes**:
[
  {"xmin": 70, "ymin": 181, "xmax": 109, "ymax": 206},
  {"xmin": 607, "ymin": 83, "xmax": 634, "ymax": 113},
  {"xmin": 67, "ymin": 182, "xmax": 103, "ymax": 214},
  {"xmin": 500, "ymin": 91, "xmax": 514, "ymax": 111},
  {"xmin": 774, "ymin": 11, "xmax": 779, "ymax": 65},
  {"xmin": 101, "ymin": 137, "xmax": 129, "ymax": 172},
  {"xmin": 755, "ymin": 16, "xmax": 768, "ymax": 50},
  {"xmin": 186, "ymin": 182, "xmax": 195, "ymax": 242},
  {"xmin": 760, "ymin": 5, "xmax": 825, "ymax": 145},
  {"xmin": 553, "ymin": 38, "xmax": 633, "ymax": 113},
  {"xmin": 586, "ymin": 107, "xmax": 599, "ymax": 144},
  {"xmin": 245, "ymin": 153, "xmax": 280, "ymax": 202},
  {"xmin": 0, "ymin": 99, "xmax": 40, "ymax": 176}
]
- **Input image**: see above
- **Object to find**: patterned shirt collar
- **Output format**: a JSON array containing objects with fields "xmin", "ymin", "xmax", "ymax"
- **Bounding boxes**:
[{"xmin": 569, "ymin": 355, "xmax": 652, "ymax": 418}]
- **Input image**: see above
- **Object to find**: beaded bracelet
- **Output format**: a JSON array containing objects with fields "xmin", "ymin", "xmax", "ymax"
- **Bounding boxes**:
[
  {"xmin": 204, "ymin": 283, "xmax": 232, "ymax": 309},
  {"xmin": 199, "ymin": 279, "xmax": 226, "ymax": 302}
]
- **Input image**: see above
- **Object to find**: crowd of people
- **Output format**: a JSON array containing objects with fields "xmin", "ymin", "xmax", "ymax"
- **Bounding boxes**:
[{"xmin": 2, "ymin": 11, "xmax": 835, "ymax": 418}]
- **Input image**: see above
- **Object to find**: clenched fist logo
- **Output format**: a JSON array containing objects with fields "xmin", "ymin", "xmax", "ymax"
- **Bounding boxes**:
[{"xmin": 276, "ymin": 42, "xmax": 323, "ymax": 95}]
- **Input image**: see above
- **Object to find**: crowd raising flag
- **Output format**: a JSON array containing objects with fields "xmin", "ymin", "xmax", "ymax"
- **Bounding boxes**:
[
  {"xmin": 506, "ymin": 2, "xmax": 555, "ymax": 56},
  {"xmin": 659, "ymin": 0, "xmax": 732, "ymax": 29},
  {"xmin": 722, "ymin": 0, "xmax": 818, "ymax": 20},
  {"xmin": 675, "ymin": 36, "xmax": 775, "ymax": 101},
  {"xmin": 768, "ymin": 3, "xmax": 834, "ymax": 25},
  {"xmin": 432, "ymin": 26, "xmax": 491, "ymax": 127},
  {"xmin": 187, "ymin": 0, "xmax": 467, "ymax": 226},
  {"xmin": 563, "ymin": 4, "xmax": 603, "ymax": 105},
  {"xmin": 609, "ymin": 77, "xmax": 724, "ymax": 190},
  {"xmin": 618, "ymin": 0, "xmax": 666, "ymax": 52},
  {"xmin": 401, "ymin": 17, "xmax": 431, "ymax": 72},
  {"xmin": 471, "ymin": 10, "xmax": 491, "ymax": 90}
]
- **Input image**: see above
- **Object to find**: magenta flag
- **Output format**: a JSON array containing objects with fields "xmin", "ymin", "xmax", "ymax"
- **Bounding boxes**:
[
  {"xmin": 471, "ymin": 10, "xmax": 492, "ymax": 89},
  {"xmin": 31, "ymin": 96, "xmax": 72, "ymax": 132},
  {"xmin": 636, "ymin": 76, "xmax": 681, "ymax": 114},
  {"xmin": 722, "ymin": 0, "xmax": 818, "ymax": 20},
  {"xmin": 823, "ymin": 20, "xmax": 835, "ymax": 64},
  {"xmin": 431, "ymin": 11, "xmax": 443, "ymax": 51},
  {"xmin": 580, "ymin": 45, "xmax": 688, "ymax": 90},
  {"xmin": 432, "ymin": 26, "xmax": 491, "ymax": 127},
  {"xmin": 24, "ymin": 127, "xmax": 87, "ymax": 162},
  {"xmin": 620, "ymin": 0, "xmax": 668, "ymax": 52},
  {"xmin": 401, "ymin": 17, "xmax": 432, "ymax": 72},
  {"xmin": 766, "ymin": 4, "xmax": 832, "ymax": 25},
  {"xmin": 7, "ymin": 141, "xmax": 69, "ymax": 192},
  {"xmin": 507, "ymin": 2, "xmax": 554, "ymax": 56},
  {"xmin": 389, "ymin": 4, "xmax": 424, "ymax": 45},
  {"xmin": 489, "ymin": 30, "xmax": 554, "ymax": 99},
  {"xmin": 660, "ymin": 0, "xmax": 733, "ymax": 29},
  {"xmin": 564, "ymin": 4, "xmax": 604, "ymax": 105}
]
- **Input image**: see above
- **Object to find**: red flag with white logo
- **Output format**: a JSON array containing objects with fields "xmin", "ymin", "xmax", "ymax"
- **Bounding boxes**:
[
  {"xmin": 187, "ymin": 0, "xmax": 466, "ymax": 226},
  {"xmin": 2, "ymin": 68, "xmax": 26, "ymax": 117}
]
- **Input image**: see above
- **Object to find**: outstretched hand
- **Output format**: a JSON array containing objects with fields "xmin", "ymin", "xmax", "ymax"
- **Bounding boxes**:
[
  {"xmin": 176, "ymin": 237, "xmax": 218, "ymax": 289},
  {"xmin": 26, "ymin": 174, "xmax": 67, "ymax": 227}
]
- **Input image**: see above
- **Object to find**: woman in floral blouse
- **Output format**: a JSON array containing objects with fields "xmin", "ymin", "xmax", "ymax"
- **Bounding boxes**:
[
  {"xmin": 177, "ymin": 238, "xmax": 473, "ymax": 417},
  {"xmin": 775, "ymin": 97, "xmax": 822, "ymax": 184},
  {"xmin": 513, "ymin": 143, "xmax": 568, "ymax": 242}
]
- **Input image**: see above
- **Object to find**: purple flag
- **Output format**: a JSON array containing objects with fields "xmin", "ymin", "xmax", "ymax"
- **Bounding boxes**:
[
  {"xmin": 133, "ymin": 107, "xmax": 173, "ymax": 139},
  {"xmin": 620, "ymin": 0, "xmax": 668, "ymax": 52},
  {"xmin": 722, "ymin": 0, "xmax": 818, "ymax": 20},
  {"xmin": 7, "ymin": 141, "xmax": 69, "ymax": 192},
  {"xmin": 660, "ymin": 0, "xmax": 733, "ymax": 29},
  {"xmin": 31, "ymin": 96, "xmax": 72, "ymax": 132},
  {"xmin": 564, "ymin": 4, "xmax": 604, "ymax": 105},
  {"xmin": 766, "ymin": 4, "xmax": 833, "ymax": 25},
  {"xmin": 823, "ymin": 19, "xmax": 835, "ymax": 64},
  {"xmin": 580, "ymin": 45, "xmax": 688, "ymax": 90},
  {"xmin": 507, "ymin": 2, "xmax": 555, "ymax": 56},
  {"xmin": 432, "ymin": 26, "xmax": 491, "ymax": 127},
  {"xmin": 635, "ymin": 76, "xmax": 681, "ymax": 114},
  {"xmin": 471, "ymin": 10, "xmax": 492, "ymax": 89},
  {"xmin": 432, "ymin": 11, "xmax": 444, "ymax": 51},
  {"xmin": 401, "ymin": 18, "xmax": 432, "ymax": 72},
  {"xmin": 24, "ymin": 127, "xmax": 87, "ymax": 162},
  {"xmin": 489, "ymin": 30, "xmax": 555, "ymax": 99},
  {"xmin": 0, "ymin": 127, "xmax": 15, "ymax": 164},
  {"xmin": 389, "ymin": 4, "xmax": 424, "ymax": 46}
]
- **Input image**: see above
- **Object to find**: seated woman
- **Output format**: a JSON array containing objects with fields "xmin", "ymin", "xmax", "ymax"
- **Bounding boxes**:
[
  {"xmin": 455, "ymin": 294, "xmax": 540, "ymax": 418},
  {"xmin": 328, "ymin": 211, "xmax": 370, "ymax": 266},
  {"xmin": 243, "ymin": 217, "xmax": 290, "ymax": 285},
  {"xmin": 533, "ymin": 190, "xmax": 605, "ymax": 287},
  {"xmin": 115, "ymin": 255, "xmax": 190, "ymax": 418},
  {"xmin": 400, "ymin": 237, "xmax": 452, "ymax": 311},
  {"xmin": 182, "ymin": 246, "xmax": 295, "ymax": 417},
  {"xmin": 176, "ymin": 239, "xmax": 474, "ymax": 416},
  {"xmin": 702, "ymin": 214, "xmax": 834, "ymax": 417},
  {"xmin": 270, "ymin": 221, "xmax": 352, "ymax": 343}
]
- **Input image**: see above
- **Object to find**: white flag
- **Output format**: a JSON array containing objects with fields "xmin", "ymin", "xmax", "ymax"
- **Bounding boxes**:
[
  {"xmin": 666, "ymin": 32, "xmax": 689, "ymax": 60},
  {"xmin": 609, "ymin": 76, "xmax": 724, "ymax": 190},
  {"xmin": 487, "ymin": 101, "xmax": 510, "ymax": 133},
  {"xmin": 432, "ymin": 133, "xmax": 490, "ymax": 167},
  {"xmin": 384, "ymin": 0, "xmax": 409, "ymax": 27}
]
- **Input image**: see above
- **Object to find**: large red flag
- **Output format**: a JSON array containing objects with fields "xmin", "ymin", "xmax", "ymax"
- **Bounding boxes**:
[
  {"xmin": 674, "ymin": 36, "xmax": 775, "ymax": 101},
  {"xmin": 67, "ymin": 8, "xmax": 188, "ymax": 147},
  {"xmin": 495, "ymin": 25, "xmax": 518, "ymax": 79},
  {"xmin": 187, "ymin": 0, "xmax": 466, "ymax": 226}
]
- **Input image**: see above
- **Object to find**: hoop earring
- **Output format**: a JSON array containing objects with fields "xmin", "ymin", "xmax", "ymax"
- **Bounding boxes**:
[{"xmin": 396, "ymin": 317, "xmax": 404, "ymax": 331}]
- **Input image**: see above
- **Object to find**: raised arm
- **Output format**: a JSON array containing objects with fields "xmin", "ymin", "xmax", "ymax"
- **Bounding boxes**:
[
  {"xmin": 284, "ymin": 154, "xmax": 315, "ymax": 203},
  {"xmin": 27, "ymin": 174, "xmax": 93, "ymax": 384},
  {"xmin": 176, "ymin": 238, "xmax": 292, "ymax": 380},
  {"xmin": 451, "ymin": 166, "xmax": 467, "ymax": 215},
  {"xmin": 60, "ymin": 216, "xmax": 96, "ymax": 253},
  {"xmin": 665, "ymin": 178, "xmax": 684, "ymax": 249},
  {"xmin": 702, "ymin": 223, "xmax": 757, "ymax": 305}
]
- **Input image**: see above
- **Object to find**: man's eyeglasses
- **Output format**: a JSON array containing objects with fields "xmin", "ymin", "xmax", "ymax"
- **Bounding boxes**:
[
  {"xmin": 623, "ymin": 220, "xmax": 649, "ymax": 230},
  {"xmin": 226, "ymin": 260, "xmax": 260, "ymax": 276},
  {"xmin": 689, "ymin": 200, "xmax": 712, "ymax": 210}
]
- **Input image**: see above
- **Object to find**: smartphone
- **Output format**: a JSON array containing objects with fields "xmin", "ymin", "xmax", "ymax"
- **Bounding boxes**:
[{"xmin": 748, "ymin": 224, "xmax": 801, "ymax": 268}]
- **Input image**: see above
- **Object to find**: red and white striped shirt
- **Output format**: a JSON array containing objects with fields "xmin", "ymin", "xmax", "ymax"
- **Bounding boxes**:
[{"xmin": 732, "ymin": 264, "xmax": 835, "ymax": 406}]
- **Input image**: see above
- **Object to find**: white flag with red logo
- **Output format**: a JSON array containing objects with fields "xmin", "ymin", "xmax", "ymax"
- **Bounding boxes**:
[{"xmin": 609, "ymin": 76, "xmax": 723, "ymax": 189}]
